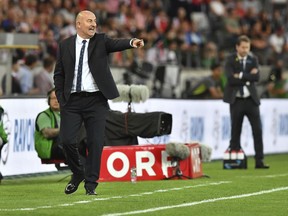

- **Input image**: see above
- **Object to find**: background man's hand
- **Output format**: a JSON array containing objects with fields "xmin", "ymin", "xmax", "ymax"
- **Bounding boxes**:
[
  {"xmin": 250, "ymin": 68, "xmax": 258, "ymax": 74},
  {"xmin": 234, "ymin": 73, "xmax": 240, "ymax": 78}
]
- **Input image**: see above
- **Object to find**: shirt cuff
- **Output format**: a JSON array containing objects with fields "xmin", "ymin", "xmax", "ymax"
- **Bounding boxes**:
[{"xmin": 130, "ymin": 38, "xmax": 136, "ymax": 47}]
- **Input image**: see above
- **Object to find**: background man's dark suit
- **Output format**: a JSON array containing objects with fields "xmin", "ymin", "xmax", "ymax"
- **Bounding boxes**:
[
  {"xmin": 223, "ymin": 53, "xmax": 264, "ymax": 165},
  {"xmin": 224, "ymin": 53, "xmax": 260, "ymax": 105},
  {"xmin": 54, "ymin": 33, "xmax": 133, "ymax": 192}
]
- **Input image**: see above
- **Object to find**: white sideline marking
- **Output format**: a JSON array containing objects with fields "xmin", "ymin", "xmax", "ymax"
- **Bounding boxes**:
[
  {"xmin": 263, "ymin": 173, "xmax": 288, "ymax": 178},
  {"xmin": 0, "ymin": 181, "xmax": 230, "ymax": 212},
  {"xmin": 239, "ymin": 173, "xmax": 288, "ymax": 179},
  {"xmin": 102, "ymin": 186, "xmax": 288, "ymax": 216}
]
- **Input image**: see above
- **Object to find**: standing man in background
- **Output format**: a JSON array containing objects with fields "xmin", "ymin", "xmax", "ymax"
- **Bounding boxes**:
[
  {"xmin": 223, "ymin": 35, "xmax": 269, "ymax": 169},
  {"xmin": 34, "ymin": 56, "xmax": 55, "ymax": 95},
  {"xmin": 1, "ymin": 56, "xmax": 22, "ymax": 95},
  {"xmin": 54, "ymin": 10, "xmax": 144, "ymax": 195},
  {"xmin": 18, "ymin": 54, "xmax": 40, "ymax": 95}
]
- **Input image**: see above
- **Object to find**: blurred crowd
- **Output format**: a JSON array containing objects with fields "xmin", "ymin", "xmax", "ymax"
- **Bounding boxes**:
[{"xmin": 0, "ymin": 0, "xmax": 288, "ymax": 98}]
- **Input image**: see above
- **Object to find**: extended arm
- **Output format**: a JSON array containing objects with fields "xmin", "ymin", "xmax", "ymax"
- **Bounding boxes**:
[{"xmin": 104, "ymin": 34, "xmax": 144, "ymax": 53}]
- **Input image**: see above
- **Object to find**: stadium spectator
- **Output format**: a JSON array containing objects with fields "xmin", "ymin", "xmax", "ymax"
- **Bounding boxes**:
[
  {"xmin": 256, "ymin": 10, "xmax": 272, "ymax": 38},
  {"xmin": 178, "ymin": 20, "xmax": 205, "ymax": 67},
  {"xmin": 201, "ymin": 41, "xmax": 219, "ymax": 69},
  {"xmin": 209, "ymin": 0, "xmax": 226, "ymax": 17},
  {"xmin": 39, "ymin": 28, "xmax": 59, "ymax": 59},
  {"xmin": 239, "ymin": 6, "xmax": 257, "ymax": 36},
  {"xmin": 271, "ymin": 9, "xmax": 285, "ymax": 33},
  {"xmin": 0, "ymin": 6, "xmax": 18, "ymax": 32},
  {"xmin": 58, "ymin": 0, "xmax": 77, "ymax": 40},
  {"xmin": 266, "ymin": 59, "xmax": 288, "ymax": 98},
  {"xmin": 182, "ymin": 62, "xmax": 225, "ymax": 99},
  {"xmin": 124, "ymin": 48, "xmax": 153, "ymax": 85},
  {"xmin": 154, "ymin": 9, "xmax": 169, "ymax": 34},
  {"xmin": 0, "ymin": 0, "xmax": 288, "ymax": 99},
  {"xmin": 34, "ymin": 56, "xmax": 55, "ymax": 95},
  {"xmin": 59, "ymin": 0, "xmax": 77, "ymax": 26},
  {"xmin": 243, "ymin": 0, "xmax": 262, "ymax": 14},
  {"xmin": 171, "ymin": 7, "xmax": 189, "ymax": 31},
  {"xmin": 268, "ymin": 27, "xmax": 288, "ymax": 64},
  {"xmin": 249, "ymin": 20, "xmax": 270, "ymax": 65},
  {"xmin": 18, "ymin": 54, "xmax": 40, "ymax": 95},
  {"xmin": 0, "ymin": 105, "xmax": 8, "ymax": 183},
  {"xmin": 233, "ymin": 0, "xmax": 246, "ymax": 19},
  {"xmin": 222, "ymin": 7, "xmax": 242, "ymax": 51},
  {"xmin": 207, "ymin": 0, "xmax": 226, "ymax": 46},
  {"xmin": 49, "ymin": 13, "xmax": 65, "ymax": 42},
  {"xmin": 105, "ymin": 0, "xmax": 120, "ymax": 18}
]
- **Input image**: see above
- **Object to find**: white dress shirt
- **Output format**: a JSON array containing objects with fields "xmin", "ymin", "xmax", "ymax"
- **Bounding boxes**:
[
  {"xmin": 236, "ymin": 56, "xmax": 250, "ymax": 98},
  {"xmin": 71, "ymin": 35, "xmax": 99, "ymax": 93}
]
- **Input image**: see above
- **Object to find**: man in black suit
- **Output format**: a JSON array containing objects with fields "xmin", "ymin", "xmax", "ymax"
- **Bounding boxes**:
[
  {"xmin": 54, "ymin": 10, "xmax": 144, "ymax": 195},
  {"xmin": 223, "ymin": 35, "xmax": 269, "ymax": 169},
  {"xmin": 1, "ymin": 56, "xmax": 22, "ymax": 95}
]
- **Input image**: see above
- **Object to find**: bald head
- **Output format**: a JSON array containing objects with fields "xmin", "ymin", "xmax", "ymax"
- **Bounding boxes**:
[
  {"xmin": 76, "ymin": 10, "xmax": 90, "ymax": 22},
  {"xmin": 76, "ymin": 10, "xmax": 97, "ymax": 39}
]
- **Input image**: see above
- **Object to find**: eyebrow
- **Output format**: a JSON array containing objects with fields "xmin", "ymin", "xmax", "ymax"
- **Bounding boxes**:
[{"xmin": 87, "ymin": 18, "xmax": 96, "ymax": 22}]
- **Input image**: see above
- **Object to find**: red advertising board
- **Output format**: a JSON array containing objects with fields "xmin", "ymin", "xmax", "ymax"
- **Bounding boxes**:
[{"xmin": 99, "ymin": 143, "xmax": 202, "ymax": 182}]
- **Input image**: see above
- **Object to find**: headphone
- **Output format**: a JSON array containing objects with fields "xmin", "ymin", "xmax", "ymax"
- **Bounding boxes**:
[{"xmin": 47, "ymin": 88, "xmax": 56, "ymax": 106}]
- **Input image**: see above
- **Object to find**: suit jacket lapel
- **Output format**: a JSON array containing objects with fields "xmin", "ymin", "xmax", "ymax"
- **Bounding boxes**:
[
  {"xmin": 67, "ymin": 35, "xmax": 76, "ymax": 62},
  {"xmin": 65, "ymin": 34, "xmax": 98, "ymax": 64},
  {"xmin": 88, "ymin": 34, "xmax": 98, "ymax": 59},
  {"xmin": 244, "ymin": 55, "xmax": 252, "ymax": 73}
]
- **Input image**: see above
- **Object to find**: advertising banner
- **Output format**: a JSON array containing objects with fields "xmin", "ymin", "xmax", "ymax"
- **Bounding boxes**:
[{"xmin": 0, "ymin": 98, "xmax": 287, "ymax": 176}]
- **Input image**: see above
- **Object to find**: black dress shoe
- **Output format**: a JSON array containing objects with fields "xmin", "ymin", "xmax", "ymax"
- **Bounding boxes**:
[
  {"xmin": 255, "ymin": 164, "xmax": 270, "ymax": 169},
  {"xmin": 85, "ymin": 186, "xmax": 97, "ymax": 195},
  {"xmin": 64, "ymin": 174, "xmax": 84, "ymax": 195}
]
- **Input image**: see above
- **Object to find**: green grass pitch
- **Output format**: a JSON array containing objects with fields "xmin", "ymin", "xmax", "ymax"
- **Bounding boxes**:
[{"xmin": 0, "ymin": 153, "xmax": 287, "ymax": 216}]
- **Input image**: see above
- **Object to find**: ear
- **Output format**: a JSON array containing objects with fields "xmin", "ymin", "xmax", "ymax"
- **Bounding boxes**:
[{"xmin": 76, "ymin": 21, "xmax": 81, "ymax": 28}]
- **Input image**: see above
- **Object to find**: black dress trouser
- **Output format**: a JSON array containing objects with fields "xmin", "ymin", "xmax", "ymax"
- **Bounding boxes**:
[
  {"xmin": 60, "ymin": 92, "xmax": 109, "ymax": 190},
  {"xmin": 229, "ymin": 97, "xmax": 264, "ymax": 162}
]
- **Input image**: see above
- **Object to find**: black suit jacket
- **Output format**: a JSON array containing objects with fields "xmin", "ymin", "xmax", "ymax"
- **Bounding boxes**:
[
  {"xmin": 1, "ymin": 74, "xmax": 22, "ymax": 94},
  {"xmin": 223, "ymin": 53, "xmax": 260, "ymax": 105},
  {"xmin": 54, "ymin": 33, "xmax": 132, "ymax": 106}
]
